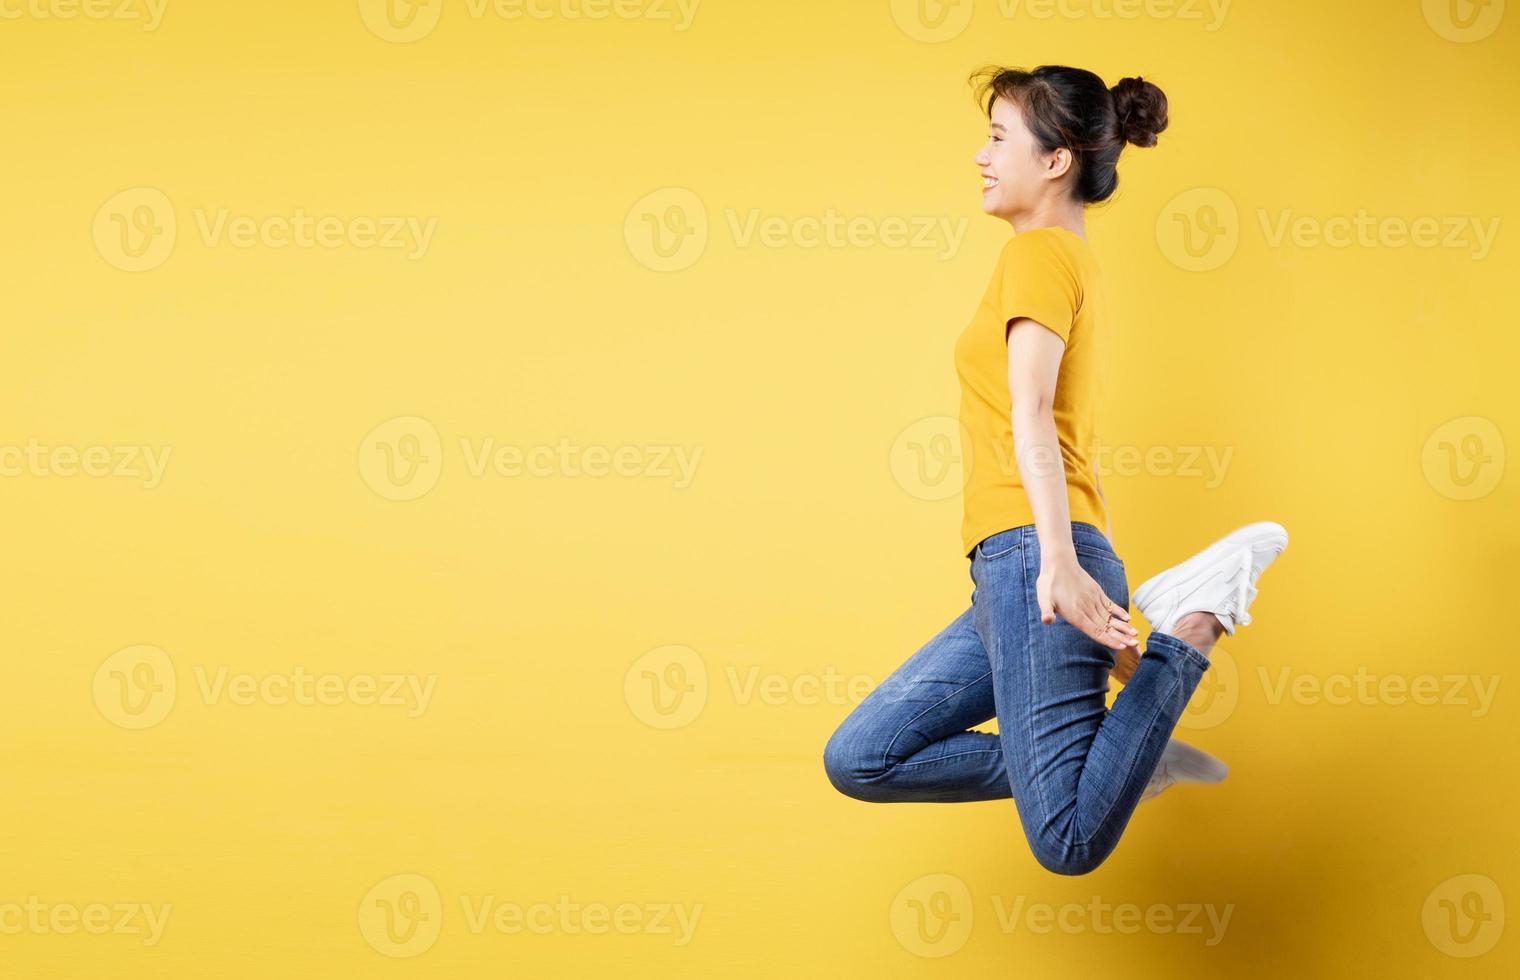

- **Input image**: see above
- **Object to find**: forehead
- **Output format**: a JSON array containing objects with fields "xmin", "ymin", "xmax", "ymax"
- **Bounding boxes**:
[{"xmin": 988, "ymin": 95, "xmax": 1026, "ymax": 131}]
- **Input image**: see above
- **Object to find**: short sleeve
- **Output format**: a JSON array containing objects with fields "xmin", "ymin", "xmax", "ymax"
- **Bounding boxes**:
[{"xmin": 997, "ymin": 231, "xmax": 1080, "ymax": 344}]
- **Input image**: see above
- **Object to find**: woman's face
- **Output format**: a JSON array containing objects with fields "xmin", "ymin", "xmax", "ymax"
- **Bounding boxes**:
[{"xmin": 974, "ymin": 96, "xmax": 1059, "ymax": 221}]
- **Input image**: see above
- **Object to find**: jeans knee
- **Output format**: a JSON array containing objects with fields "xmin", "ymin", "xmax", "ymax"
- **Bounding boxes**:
[
  {"xmin": 1028, "ymin": 836, "xmax": 1105, "ymax": 877},
  {"xmin": 823, "ymin": 728, "xmax": 884, "ymax": 801}
]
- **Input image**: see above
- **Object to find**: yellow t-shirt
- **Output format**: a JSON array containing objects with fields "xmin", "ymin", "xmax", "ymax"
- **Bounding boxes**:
[{"xmin": 953, "ymin": 226, "xmax": 1109, "ymax": 558}]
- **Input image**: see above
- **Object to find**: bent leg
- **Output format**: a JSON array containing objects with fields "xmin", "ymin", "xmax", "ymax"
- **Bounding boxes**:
[
  {"xmin": 823, "ymin": 607, "xmax": 1014, "ymax": 803},
  {"xmin": 973, "ymin": 531, "xmax": 1211, "ymax": 875}
]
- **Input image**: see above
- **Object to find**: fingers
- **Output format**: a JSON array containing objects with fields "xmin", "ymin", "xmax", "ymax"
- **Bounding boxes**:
[
  {"xmin": 1106, "ymin": 599, "xmax": 1131, "ymax": 622},
  {"xmin": 1089, "ymin": 606, "xmax": 1139, "ymax": 650}
]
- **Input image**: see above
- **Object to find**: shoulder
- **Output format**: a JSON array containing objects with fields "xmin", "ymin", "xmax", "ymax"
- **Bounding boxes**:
[{"xmin": 996, "ymin": 228, "xmax": 1084, "ymax": 293}]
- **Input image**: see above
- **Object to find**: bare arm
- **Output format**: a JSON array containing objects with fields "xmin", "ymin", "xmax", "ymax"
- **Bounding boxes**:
[{"xmin": 1006, "ymin": 318, "xmax": 1137, "ymax": 651}]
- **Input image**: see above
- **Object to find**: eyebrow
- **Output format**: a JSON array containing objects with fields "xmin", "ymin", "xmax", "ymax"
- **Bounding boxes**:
[{"xmin": 989, "ymin": 122, "xmax": 1006, "ymax": 132}]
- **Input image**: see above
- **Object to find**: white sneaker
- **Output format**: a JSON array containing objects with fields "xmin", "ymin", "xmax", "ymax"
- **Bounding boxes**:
[
  {"xmin": 1140, "ymin": 738, "xmax": 1228, "ymax": 803},
  {"xmin": 1132, "ymin": 522, "xmax": 1288, "ymax": 637}
]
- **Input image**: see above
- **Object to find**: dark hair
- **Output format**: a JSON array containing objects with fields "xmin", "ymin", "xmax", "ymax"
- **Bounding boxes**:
[{"xmin": 970, "ymin": 64, "xmax": 1169, "ymax": 205}]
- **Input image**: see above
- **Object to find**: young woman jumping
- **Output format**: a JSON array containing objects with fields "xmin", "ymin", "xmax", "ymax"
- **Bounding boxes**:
[{"xmin": 822, "ymin": 65, "xmax": 1288, "ymax": 875}]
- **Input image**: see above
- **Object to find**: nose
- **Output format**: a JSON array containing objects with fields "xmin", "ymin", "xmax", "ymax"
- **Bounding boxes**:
[{"xmin": 974, "ymin": 144, "xmax": 990, "ymax": 167}]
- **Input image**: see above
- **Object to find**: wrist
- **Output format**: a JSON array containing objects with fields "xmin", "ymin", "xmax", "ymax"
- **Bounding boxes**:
[{"xmin": 1040, "ymin": 544, "xmax": 1079, "ymax": 569}]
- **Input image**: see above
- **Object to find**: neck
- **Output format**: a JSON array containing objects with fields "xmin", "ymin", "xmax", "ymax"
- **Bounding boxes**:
[{"xmin": 1008, "ymin": 201, "xmax": 1086, "ymax": 239}]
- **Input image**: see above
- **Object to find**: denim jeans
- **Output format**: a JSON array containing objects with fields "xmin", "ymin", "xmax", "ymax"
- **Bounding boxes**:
[{"xmin": 822, "ymin": 521, "xmax": 1212, "ymax": 875}]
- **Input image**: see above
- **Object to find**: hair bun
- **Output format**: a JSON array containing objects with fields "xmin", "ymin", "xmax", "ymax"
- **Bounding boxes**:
[{"xmin": 1110, "ymin": 75, "xmax": 1168, "ymax": 148}]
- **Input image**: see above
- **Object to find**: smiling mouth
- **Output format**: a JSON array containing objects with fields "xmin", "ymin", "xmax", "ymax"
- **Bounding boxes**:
[{"xmin": 982, "ymin": 176, "xmax": 999, "ymax": 189}]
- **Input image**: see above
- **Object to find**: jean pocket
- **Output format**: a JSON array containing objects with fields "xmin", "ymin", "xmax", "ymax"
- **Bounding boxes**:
[
  {"xmin": 1073, "ymin": 541, "xmax": 1123, "ymax": 568},
  {"xmin": 977, "ymin": 530, "xmax": 1022, "ymax": 562}
]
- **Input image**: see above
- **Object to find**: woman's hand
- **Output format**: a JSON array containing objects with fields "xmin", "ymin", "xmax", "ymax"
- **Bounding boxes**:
[{"xmin": 1035, "ymin": 553, "xmax": 1139, "ymax": 651}]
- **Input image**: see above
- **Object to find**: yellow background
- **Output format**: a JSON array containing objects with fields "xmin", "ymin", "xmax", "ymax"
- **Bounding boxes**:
[{"xmin": 2, "ymin": 0, "xmax": 1517, "ymax": 975}]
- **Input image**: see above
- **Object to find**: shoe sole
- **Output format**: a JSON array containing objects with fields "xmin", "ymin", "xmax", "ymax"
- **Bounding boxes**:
[{"xmin": 1163, "ymin": 739, "xmax": 1229, "ymax": 784}]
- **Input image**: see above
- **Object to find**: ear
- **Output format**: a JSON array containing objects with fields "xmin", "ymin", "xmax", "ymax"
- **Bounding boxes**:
[{"xmin": 1044, "ymin": 146, "xmax": 1074, "ymax": 181}]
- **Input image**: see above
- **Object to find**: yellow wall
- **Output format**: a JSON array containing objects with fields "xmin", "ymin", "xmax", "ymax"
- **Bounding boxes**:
[{"xmin": 2, "ymin": 0, "xmax": 1516, "ymax": 974}]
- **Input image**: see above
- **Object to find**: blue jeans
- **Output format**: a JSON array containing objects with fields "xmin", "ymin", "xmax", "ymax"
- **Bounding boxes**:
[{"xmin": 822, "ymin": 521, "xmax": 1212, "ymax": 875}]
